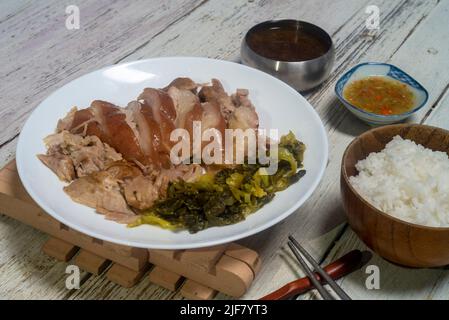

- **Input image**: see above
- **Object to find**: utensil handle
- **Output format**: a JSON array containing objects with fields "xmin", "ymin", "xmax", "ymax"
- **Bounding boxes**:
[{"xmin": 259, "ymin": 250, "xmax": 363, "ymax": 300}]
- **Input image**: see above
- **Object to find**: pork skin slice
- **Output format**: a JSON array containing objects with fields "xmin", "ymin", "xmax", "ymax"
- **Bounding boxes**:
[
  {"xmin": 126, "ymin": 101, "xmax": 166, "ymax": 167},
  {"xmin": 200, "ymin": 101, "xmax": 226, "ymax": 151},
  {"xmin": 137, "ymin": 88, "xmax": 177, "ymax": 155},
  {"xmin": 162, "ymin": 77, "xmax": 198, "ymax": 92}
]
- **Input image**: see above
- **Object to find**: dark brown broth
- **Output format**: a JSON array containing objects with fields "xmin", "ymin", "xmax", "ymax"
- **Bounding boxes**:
[{"xmin": 247, "ymin": 25, "xmax": 329, "ymax": 61}]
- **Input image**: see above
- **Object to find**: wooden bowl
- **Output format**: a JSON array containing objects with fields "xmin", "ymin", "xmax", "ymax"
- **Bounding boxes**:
[{"xmin": 341, "ymin": 124, "xmax": 449, "ymax": 267}]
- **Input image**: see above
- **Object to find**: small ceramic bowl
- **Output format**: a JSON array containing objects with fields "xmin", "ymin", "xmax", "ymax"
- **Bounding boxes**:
[{"xmin": 335, "ymin": 63, "xmax": 428, "ymax": 126}]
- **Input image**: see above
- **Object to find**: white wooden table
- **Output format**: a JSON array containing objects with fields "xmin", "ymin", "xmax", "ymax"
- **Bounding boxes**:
[{"xmin": 0, "ymin": 0, "xmax": 448, "ymax": 300}]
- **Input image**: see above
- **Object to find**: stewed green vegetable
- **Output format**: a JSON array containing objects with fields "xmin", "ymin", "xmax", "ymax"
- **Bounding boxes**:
[{"xmin": 130, "ymin": 132, "xmax": 306, "ymax": 233}]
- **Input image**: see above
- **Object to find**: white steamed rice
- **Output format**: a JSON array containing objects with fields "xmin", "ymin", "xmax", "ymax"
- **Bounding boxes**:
[{"xmin": 349, "ymin": 135, "xmax": 449, "ymax": 227}]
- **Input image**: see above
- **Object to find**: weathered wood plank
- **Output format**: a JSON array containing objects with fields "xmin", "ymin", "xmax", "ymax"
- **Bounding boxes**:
[
  {"xmin": 67, "ymin": 267, "xmax": 179, "ymax": 300},
  {"xmin": 424, "ymin": 88, "xmax": 449, "ymax": 128},
  {"xmin": 119, "ymin": 0, "xmax": 370, "ymax": 63},
  {"xmin": 0, "ymin": 216, "xmax": 90, "ymax": 299},
  {"xmin": 0, "ymin": 0, "xmax": 33, "ymax": 23}
]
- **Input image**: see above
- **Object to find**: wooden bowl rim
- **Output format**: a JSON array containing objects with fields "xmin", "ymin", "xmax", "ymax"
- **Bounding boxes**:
[{"xmin": 341, "ymin": 123, "xmax": 449, "ymax": 232}]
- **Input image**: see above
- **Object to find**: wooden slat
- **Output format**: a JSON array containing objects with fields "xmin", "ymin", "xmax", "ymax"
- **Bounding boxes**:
[
  {"xmin": 0, "ymin": 162, "xmax": 34, "ymax": 203},
  {"xmin": 0, "ymin": 166, "xmax": 18, "ymax": 183},
  {"xmin": 42, "ymin": 237, "xmax": 79, "ymax": 262},
  {"xmin": 149, "ymin": 249, "xmax": 253, "ymax": 297},
  {"xmin": 106, "ymin": 263, "xmax": 149, "ymax": 288},
  {"xmin": 225, "ymin": 243, "xmax": 261, "ymax": 276},
  {"xmin": 75, "ymin": 250, "xmax": 110, "ymax": 275},
  {"xmin": 180, "ymin": 280, "xmax": 217, "ymax": 300},
  {"xmin": 0, "ymin": 177, "xmax": 34, "ymax": 204},
  {"xmin": 179, "ymin": 244, "xmax": 228, "ymax": 272},
  {"xmin": 149, "ymin": 249, "xmax": 180, "ymax": 260},
  {"xmin": 148, "ymin": 266, "xmax": 184, "ymax": 291}
]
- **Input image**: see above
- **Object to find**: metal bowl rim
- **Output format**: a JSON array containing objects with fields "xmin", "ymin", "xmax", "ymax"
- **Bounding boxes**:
[{"xmin": 243, "ymin": 19, "xmax": 335, "ymax": 64}]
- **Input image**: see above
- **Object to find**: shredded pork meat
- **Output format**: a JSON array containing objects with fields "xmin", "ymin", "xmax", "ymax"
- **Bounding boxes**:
[
  {"xmin": 37, "ymin": 153, "xmax": 76, "ymax": 182},
  {"xmin": 63, "ymin": 161, "xmax": 141, "ymax": 222},
  {"xmin": 123, "ymin": 164, "xmax": 203, "ymax": 210},
  {"xmin": 39, "ymin": 131, "xmax": 122, "ymax": 181}
]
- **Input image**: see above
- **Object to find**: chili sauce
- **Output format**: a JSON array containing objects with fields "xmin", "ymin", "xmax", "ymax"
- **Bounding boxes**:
[{"xmin": 343, "ymin": 76, "xmax": 415, "ymax": 115}]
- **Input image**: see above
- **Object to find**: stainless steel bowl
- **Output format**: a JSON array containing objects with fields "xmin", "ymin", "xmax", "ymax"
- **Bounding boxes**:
[{"xmin": 241, "ymin": 20, "xmax": 335, "ymax": 92}]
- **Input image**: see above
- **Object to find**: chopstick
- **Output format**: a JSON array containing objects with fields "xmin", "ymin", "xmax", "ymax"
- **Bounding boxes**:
[
  {"xmin": 259, "ymin": 250, "xmax": 363, "ymax": 300},
  {"xmin": 287, "ymin": 242, "xmax": 334, "ymax": 300},
  {"xmin": 288, "ymin": 235, "xmax": 352, "ymax": 300}
]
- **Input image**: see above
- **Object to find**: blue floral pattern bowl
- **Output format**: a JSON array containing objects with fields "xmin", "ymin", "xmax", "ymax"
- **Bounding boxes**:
[{"xmin": 335, "ymin": 63, "xmax": 428, "ymax": 125}]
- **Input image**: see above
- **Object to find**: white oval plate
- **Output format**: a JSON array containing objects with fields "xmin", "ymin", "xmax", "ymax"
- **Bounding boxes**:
[{"xmin": 16, "ymin": 57, "xmax": 328, "ymax": 249}]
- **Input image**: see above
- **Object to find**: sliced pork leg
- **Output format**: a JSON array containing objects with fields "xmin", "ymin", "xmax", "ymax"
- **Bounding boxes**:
[
  {"xmin": 126, "ymin": 101, "xmax": 166, "ymax": 167},
  {"xmin": 167, "ymin": 86, "xmax": 202, "ymax": 130},
  {"xmin": 231, "ymin": 88, "xmax": 254, "ymax": 108},
  {"xmin": 162, "ymin": 77, "xmax": 198, "ymax": 92},
  {"xmin": 201, "ymin": 101, "xmax": 226, "ymax": 135},
  {"xmin": 201, "ymin": 101, "xmax": 226, "ymax": 154},
  {"xmin": 56, "ymin": 107, "xmax": 77, "ymax": 132},
  {"xmin": 228, "ymin": 105, "xmax": 259, "ymax": 130},
  {"xmin": 138, "ymin": 88, "xmax": 176, "ymax": 122},
  {"xmin": 69, "ymin": 102, "xmax": 109, "ymax": 143},
  {"xmin": 93, "ymin": 101, "xmax": 145, "ymax": 164},
  {"xmin": 138, "ymin": 88, "xmax": 177, "ymax": 156},
  {"xmin": 198, "ymin": 79, "xmax": 236, "ymax": 120},
  {"xmin": 61, "ymin": 100, "xmax": 146, "ymax": 165}
]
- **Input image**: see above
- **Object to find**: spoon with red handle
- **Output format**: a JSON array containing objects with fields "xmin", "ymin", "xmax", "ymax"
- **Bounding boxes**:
[{"xmin": 259, "ymin": 250, "xmax": 367, "ymax": 300}]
